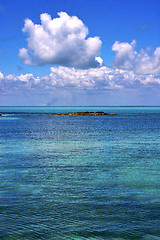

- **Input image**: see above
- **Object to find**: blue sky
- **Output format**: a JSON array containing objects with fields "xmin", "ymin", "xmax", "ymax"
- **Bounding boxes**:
[{"xmin": 0, "ymin": 0, "xmax": 160, "ymax": 106}]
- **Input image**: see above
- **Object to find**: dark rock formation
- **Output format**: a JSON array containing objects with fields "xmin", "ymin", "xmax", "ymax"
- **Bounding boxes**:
[{"xmin": 55, "ymin": 112, "xmax": 117, "ymax": 116}]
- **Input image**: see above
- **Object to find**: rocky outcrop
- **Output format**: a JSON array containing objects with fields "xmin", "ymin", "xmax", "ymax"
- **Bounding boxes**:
[
  {"xmin": 109, "ymin": 113, "xmax": 117, "ymax": 115},
  {"xmin": 55, "ymin": 112, "xmax": 117, "ymax": 116}
]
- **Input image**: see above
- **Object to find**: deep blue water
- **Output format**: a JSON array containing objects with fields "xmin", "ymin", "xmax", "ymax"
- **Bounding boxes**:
[{"xmin": 0, "ymin": 107, "xmax": 160, "ymax": 240}]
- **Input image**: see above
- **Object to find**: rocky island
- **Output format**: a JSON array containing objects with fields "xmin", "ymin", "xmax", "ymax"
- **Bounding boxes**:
[{"xmin": 55, "ymin": 112, "xmax": 117, "ymax": 116}]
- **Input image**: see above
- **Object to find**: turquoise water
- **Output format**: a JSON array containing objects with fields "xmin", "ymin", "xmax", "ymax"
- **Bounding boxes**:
[{"xmin": 0, "ymin": 107, "xmax": 160, "ymax": 240}]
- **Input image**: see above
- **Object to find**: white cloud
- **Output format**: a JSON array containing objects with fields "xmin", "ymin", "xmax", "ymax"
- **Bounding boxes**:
[
  {"xmin": 95, "ymin": 56, "xmax": 103, "ymax": 66},
  {"xmin": 18, "ymin": 12, "xmax": 102, "ymax": 69},
  {"xmin": 111, "ymin": 40, "xmax": 136, "ymax": 70},
  {"xmin": 1, "ymin": 67, "xmax": 159, "ymax": 95},
  {"xmin": 111, "ymin": 40, "xmax": 160, "ymax": 74},
  {"xmin": 135, "ymin": 47, "xmax": 160, "ymax": 74},
  {"xmin": 0, "ymin": 72, "xmax": 4, "ymax": 80}
]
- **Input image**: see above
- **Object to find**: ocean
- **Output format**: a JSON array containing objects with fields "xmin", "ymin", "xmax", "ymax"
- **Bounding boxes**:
[{"xmin": 0, "ymin": 106, "xmax": 160, "ymax": 240}]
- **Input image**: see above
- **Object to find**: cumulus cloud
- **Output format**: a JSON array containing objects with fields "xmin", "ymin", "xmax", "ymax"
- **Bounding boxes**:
[
  {"xmin": 50, "ymin": 66, "xmax": 160, "ymax": 89},
  {"xmin": 18, "ymin": 12, "xmax": 102, "ymax": 69},
  {"xmin": 1, "ymin": 67, "xmax": 160, "ymax": 95},
  {"xmin": 111, "ymin": 40, "xmax": 160, "ymax": 74}
]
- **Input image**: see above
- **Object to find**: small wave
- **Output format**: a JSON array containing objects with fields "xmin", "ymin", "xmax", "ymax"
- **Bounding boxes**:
[{"xmin": 0, "ymin": 115, "xmax": 19, "ymax": 120}]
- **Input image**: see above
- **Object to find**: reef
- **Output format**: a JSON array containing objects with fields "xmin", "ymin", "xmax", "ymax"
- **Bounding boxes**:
[{"xmin": 55, "ymin": 112, "xmax": 117, "ymax": 116}]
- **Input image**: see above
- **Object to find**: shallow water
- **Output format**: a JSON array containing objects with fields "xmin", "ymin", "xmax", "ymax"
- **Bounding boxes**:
[{"xmin": 0, "ymin": 107, "xmax": 160, "ymax": 240}]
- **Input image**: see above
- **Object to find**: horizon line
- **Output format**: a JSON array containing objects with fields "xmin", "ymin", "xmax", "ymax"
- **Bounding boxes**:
[{"xmin": 0, "ymin": 105, "xmax": 160, "ymax": 107}]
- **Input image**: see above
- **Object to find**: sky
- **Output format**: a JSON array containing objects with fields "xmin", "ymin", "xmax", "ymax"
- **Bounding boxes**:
[{"xmin": 0, "ymin": 0, "xmax": 160, "ymax": 106}]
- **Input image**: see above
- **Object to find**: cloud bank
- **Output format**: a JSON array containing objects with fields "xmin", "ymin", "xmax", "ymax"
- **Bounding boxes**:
[
  {"xmin": 1, "ymin": 66, "xmax": 159, "ymax": 106},
  {"xmin": 1, "ymin": 67, "xmax": 160, "ymax": 94},
  {"xmin": 18, "ymin": 12, "xmax": 102, "ymax": 69},
  {"xmin": 112, "ymin": 40, "xmax": 160, "ymax": 74}
]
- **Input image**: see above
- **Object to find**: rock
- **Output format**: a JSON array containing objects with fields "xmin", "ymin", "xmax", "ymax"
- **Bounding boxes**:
[
  {"xmin": 109, "ymin": 113, "xmax": 117, "ymax": 115},
  {"xmin": 55, "ymin": 112, "xmax": 117, "ymax": 116}
]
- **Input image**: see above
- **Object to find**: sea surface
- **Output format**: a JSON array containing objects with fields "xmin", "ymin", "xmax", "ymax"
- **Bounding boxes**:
[{"xmin": 0, "ymin": 106, "xmax": 160, "ymax": 240}]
